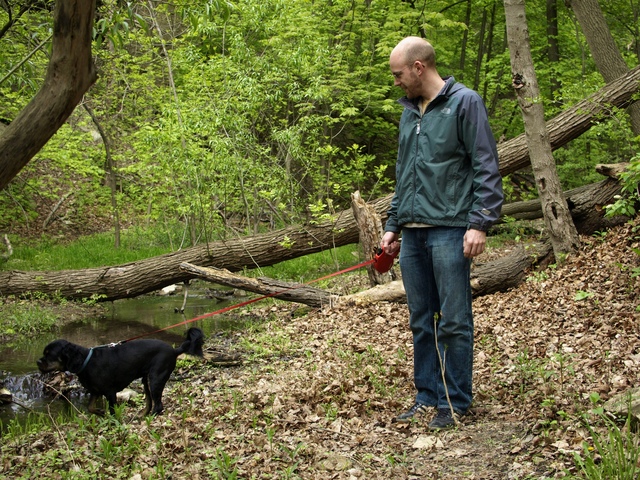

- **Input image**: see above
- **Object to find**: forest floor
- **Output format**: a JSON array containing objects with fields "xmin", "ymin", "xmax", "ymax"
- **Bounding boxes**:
[{"xmin": 2, "ymin": 218, "xmax": 639, "ymax": 479}]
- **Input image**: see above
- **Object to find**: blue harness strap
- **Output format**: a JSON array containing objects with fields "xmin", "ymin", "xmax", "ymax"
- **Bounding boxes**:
[{"xmin": 77, "ymin": 348, "xmax": 93, "ymax": 374}]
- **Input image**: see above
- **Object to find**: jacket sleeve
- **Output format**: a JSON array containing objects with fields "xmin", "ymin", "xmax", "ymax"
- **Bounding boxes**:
[
  {"xmin": 384, "ymin": 112, "xmax": 406, "ymax": 234},
  {"xmin": 385, "ymin": 191, "xmax": 400, "ymax": 233},
  {"xmin": 459, "ymin": 91, "xmax": 503, "ymax": 231}
]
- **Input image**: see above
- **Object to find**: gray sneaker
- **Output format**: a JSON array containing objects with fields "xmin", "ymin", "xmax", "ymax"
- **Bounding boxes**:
[{"xmin": 394, "ymin": 403, "xmax": 431, "ymax": 423}]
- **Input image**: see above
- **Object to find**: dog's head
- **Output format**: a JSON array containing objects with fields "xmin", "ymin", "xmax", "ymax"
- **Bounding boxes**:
[{"xmin": 37, "ymin": 339, "xmax": 74, "ymax": 373}]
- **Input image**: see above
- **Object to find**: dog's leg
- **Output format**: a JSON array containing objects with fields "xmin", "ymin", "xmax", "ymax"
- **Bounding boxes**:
[
  {"xmin": 105, "ymin": 392, "xmax": 118, "ymax": 415},
  {"xmin": 147, "ymin": 369, "xmax": 173, "ymax": 415},
  {"xmin": 88, "ymin": 394, "xmax": 105, "ymax": 415},
  {"xmin": 142, "ymin": 378, "xmax": 153, "ymax": 416}
]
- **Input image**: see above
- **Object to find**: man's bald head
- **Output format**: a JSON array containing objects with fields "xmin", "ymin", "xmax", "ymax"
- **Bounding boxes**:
[{"xmin": 390, "ymin": 37, "xmax": 436, "ymax": 69}]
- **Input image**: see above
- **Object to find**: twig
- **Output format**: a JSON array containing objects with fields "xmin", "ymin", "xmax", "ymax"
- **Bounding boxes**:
[
  {"xmin": 1, "ymin": 233, "xmax": 12, "ymax": 260},
  {"xmin": 46, "ymin": 404, "xmax": 81, "ymax": 472},
  {"xmin": 42, "ymin": 191, "xmax": 73, "ymax": 229},
  {"xmin": 434, "ymin": 313, "xmax": 460, "ymax": 426},
  {"xmin": 8, "ymin": 398, "xmax": 34, "ymax": 412}
]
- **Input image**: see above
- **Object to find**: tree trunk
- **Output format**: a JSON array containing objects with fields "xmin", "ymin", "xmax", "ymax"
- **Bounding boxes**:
[
  {"xmin": 83, "ymin": 103, "xmax": 121, "ymax": 248},
  {"xmin": 350, "ymin": 190, "xmax": 394, "ymax": 286},
  {"xmin": 473, "ymin": 7, "xmax": 488, "ymax": 91},
  {"xmin": 179, "ymin": 262, "xmax": 337, "ymax": 308},
  {"xmin": 0, "ymin": 0, "xmax": 97, "ymax": 191},
  {"xmin": 547, "ymin": 0, "xmax": 561, "ymax": 101},
  {"xmin": 481, "ymin": 1, "xmax": 499, "ymax": 101},
  {"xmin": 500, "ymin": 177, "xmax": 628, "ymax": 234},
  {"xmin": 497, "ymin": 64, "xmax": 640, "ymax": 176},
  {"xmin": 567, "ymin": 0, "xmax": 640, "ymax": 135},
  {"xmin": 0, "ymin": 171, "xmax": 627, "ymax": 302},
  {"xmin": 458, "ymin": 0, "xmax": 471, "ymax": 82},
  {"xmin": 504, "ymin": 0, "xmax": 580, "ymax": 257}
]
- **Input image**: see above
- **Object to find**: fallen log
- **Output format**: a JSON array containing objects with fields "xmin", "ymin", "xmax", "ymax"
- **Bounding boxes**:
[
  {"xmin": 497, "ymin": 65, "xmax": 640, "ymax": 176},
  {"xmin": 180, "ymin": 241, "xmax": 554, "ymax": 307},
  {"xmin": 0, "ymin": 176, "xmax": 626, "ymax": 301},
  {"xmin": 0, "ymin": 149, "xmax": 630, "ymax": 304},
  {"xmin": 179, "ymin": 262, "xmax": 337, "ymax": 308},
  {"xmin": 0, "ymin": 210, "xmax": 363, "ymax": 301},
  {"xmin": 345, "ymin": 242, "xmax": 554, "ymax": 304},
  {"xmin": 499, "ymin": 177, "xmax": 627, "ymax": 233}
]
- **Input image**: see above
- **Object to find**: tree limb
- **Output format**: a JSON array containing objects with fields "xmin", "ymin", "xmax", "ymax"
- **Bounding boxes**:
[{"xmin": 0, "ymin": 0, "xmax": 97, "ymax": 190}]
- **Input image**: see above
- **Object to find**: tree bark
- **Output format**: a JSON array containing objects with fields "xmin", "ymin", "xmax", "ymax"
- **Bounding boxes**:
[
  {"xmin": 567, "ymin": 0, "xmax": 640, "ymax": 135},
  {"xmin": 504, "ymin": 0, "xmax": 581, "ymax": 257},
  {"xmin": 0, "ymin": 0, "xmax": 97, "ymax": 191},
  {"xmin": 180, "ymin": 262, "xmax": 337, "ymax": 308}
]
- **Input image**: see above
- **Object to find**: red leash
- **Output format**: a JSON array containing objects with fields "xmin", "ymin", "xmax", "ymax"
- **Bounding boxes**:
[{"xmin": 122, "ymin": 257, "xmax": 378, "ymax": 343}]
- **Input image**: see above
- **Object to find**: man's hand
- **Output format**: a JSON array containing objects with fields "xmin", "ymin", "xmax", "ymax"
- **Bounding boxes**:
[
  {"xmin": 381, "ymin": 231, "xmax": 400, "ymax": 255},
  {"xmin": 463, "ymin": 229, "xmax": 486, "ymax": 258}
]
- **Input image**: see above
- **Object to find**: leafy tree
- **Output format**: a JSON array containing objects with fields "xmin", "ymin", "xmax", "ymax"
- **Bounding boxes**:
[{"xmin": 0, "ymin": 0, "xmax": 638, "ymax": 242}]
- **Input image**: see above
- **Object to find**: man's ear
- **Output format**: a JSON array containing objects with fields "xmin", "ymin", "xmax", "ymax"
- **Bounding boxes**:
[{"xmin": 411, "ymin": 60, "xmax": 423, "ymax": 76}]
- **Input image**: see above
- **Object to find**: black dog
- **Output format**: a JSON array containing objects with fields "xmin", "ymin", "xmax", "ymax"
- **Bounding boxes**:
[{"xmin": 37, "ymin": 327, "xmax": 204, "ymax": 416}]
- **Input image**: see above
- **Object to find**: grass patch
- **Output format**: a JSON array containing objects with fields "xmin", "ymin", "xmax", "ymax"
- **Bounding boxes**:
[
  {"xmin": 0, "ymin": 297, "xmax": 59, "ymax": 338},
  {"xmin": 2, "ymin": 229, "xmax": 173, "ymax": 271},
  {"xmin": 571, "ymin": 394, "xmax": 640, "ymax": 480},
  {"xmin": 0, "ymin": 406, "xmax": 171, "ymax": 479},
  {"xmin": 245, "ymin": 244, "xmax": 365, "ymax": 284}
]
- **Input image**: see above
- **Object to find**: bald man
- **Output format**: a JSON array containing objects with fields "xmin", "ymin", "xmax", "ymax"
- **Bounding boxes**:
[{"xmin": 381, "ymin": 37, "xmax": 503, "ymax": 429}]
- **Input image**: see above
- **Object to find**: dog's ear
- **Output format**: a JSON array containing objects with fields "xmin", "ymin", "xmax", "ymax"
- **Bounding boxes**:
[
  {"xmin": 61, "ymin": 341, "xmax": 89, "ymax": 371},
  {"xmin": 43, "ymin": 340, "xmax": 66, "ymax": 359}
]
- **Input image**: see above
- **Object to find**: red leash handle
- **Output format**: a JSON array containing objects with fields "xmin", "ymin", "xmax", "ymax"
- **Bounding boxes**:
[{"xmin": 373, "ymin": 248, "xmax": 398, "ymax": 273}]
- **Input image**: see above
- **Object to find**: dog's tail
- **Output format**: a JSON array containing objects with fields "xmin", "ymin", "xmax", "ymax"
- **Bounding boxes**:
[{"xmin": 175, "ymin": 327, "xmax": 205, "ymax": 357}]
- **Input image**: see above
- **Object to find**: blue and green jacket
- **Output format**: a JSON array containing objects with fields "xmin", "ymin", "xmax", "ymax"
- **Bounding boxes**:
[{"xmin": 385, "ymin": 76, "xmax": 503, "ymax": 233}]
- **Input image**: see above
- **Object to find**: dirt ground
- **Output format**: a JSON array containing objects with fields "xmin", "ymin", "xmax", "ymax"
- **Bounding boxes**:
[
  {"xmin": 163, "ymin": 217, "xmax": 638, "ymax": 479},
  {"xmin": 1, "ymin": 218, "xmax": 639, "ymax": 479}
]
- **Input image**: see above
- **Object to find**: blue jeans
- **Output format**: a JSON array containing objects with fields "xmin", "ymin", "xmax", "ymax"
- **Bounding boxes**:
[{"xmin": 399, "ymin": 227, "xmax": 473, "ymax": 413}]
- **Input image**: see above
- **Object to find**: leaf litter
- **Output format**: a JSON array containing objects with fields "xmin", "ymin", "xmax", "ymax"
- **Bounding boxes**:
[{"xmin": 1, "ymin": 219, "xmax": 639, "ymax": 479}]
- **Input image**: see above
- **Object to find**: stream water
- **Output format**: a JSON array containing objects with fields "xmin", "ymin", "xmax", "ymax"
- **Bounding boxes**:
[{"xmin": 0, "ymin": 283, "xmax": 247, "ymax": 429}]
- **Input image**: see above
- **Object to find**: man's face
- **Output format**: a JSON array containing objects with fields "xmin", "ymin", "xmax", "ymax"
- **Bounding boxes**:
[{"xmin": 390, "ymin": 56, "xmax": 420, "ymax": 99}]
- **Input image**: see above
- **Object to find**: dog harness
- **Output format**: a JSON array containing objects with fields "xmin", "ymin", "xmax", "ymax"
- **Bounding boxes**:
[{"xmin": 77, "ymin": 348, "xmax": 94, "ymax": 374}]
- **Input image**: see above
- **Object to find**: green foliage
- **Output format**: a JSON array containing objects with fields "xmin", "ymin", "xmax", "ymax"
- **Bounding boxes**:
[
  {"xmin": 574, "ymin": 290, "xmax": 595, "ymax": 301},
  {"xmin": 0, "ymin": 298, "xmax": 58, "ymax": 337},
  {"xmin": 1, "ymin": 0, "xmax": 638, "ymax": 243},
  {"xmin": 572, "ymin": 394, "xmax": 640, "ymax": 480},
  {"xmin": 1, "ymin": 228, "xmax": 173, "ymax": 271},
  {"xmin": 207, "ymin": 448, "xmax": 240, "ymax": 479},
  {"xmin": 0, "ymin": 407, "xmax": 171, "ymax": 478}
]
